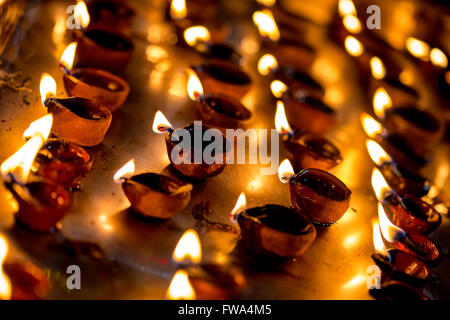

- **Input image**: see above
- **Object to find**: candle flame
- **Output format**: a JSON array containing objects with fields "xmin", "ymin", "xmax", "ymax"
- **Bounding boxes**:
[
  {"xmin": 184, "ymin": 26, "xmax": 211, "ymax": 47},
  {"xmin": 278, "ymin": 159, "xmax": 294, "ymax": 184},
  {"xmin": 338, "ymin": 0, "xmax": 356, "ymax": 16},
  {"xmin": 256, "ymin": 0, "xmax": 276, "ymax": 7},
  {"xmin": 172, "ymin": 229, "xmax": 202, "ymax": 264},
  {"xmin": 40, "ymin": 73, "xmax": 57, "ymax": 105},
  {"xmin": 271, "ymin": 80, "xmax": 287, "ymax": 99},
  {"xmin": 22, "ymin": 114, "xmax": 53, "ymax": 142},
  {"xmin": 344, "ymin": 35, "xmax": 364, "ymax": 57},
  {"xmin": 186, "ymin": 69, "xmax": 204, "ymax": 101},
  {"xmin": 373, "ymin": 87, "xmax": 391, "ymax": 119},
  {"xmin": 230, "ymin": 192, "xmax": 246, "ymax": 223},
  {"xmin": 342, "ymin": 14, "xmax": 361, "ymax": 34},
  {"xmin": 113, "ymin": 159, "xmax": 135, "ymax": 183},
  {"xmin": 275, "ymin": 101, "xmax": 292, "ymax": 134},
  {"xmin": 166, "ymin": 270, "xmax": 196, "ymax": 300},
  {"xmin": 60, "ymin": 42, "xmax": 77, "ymax": 71},
  {"xmin": 378, "ymin": 202, "xmax": 406, "ymax": 242},
  {"xmin": 372, "ymin": 221, "xmax": 389, "ymax": 259},
  {"xmin": 253, "ymin": 10, "xmax": 280, "ymax": 42},
  {"xmin": 406, "ymin": 37, "xmax": 430, "ymax": 61},
  {"xmin": 0, "ymin": 234, "xmax": 11, "ymax": 300},
  {"xmin": 371, "ymin": 168, "xmax": 391, "ymax": 201},
  {"xmin": 430, "ymin": 48, "xmax": 448, "ymax": 68},
  {"xmin": 370, "ymin": 56, "xmax": 386, "ymax": 80},
  {"xmin": 152, "ymin": 111, "xmax": 173, "ymax": 134},
  {"xmin": 74, "ymin": 1, "xmax": 90, "ymax": 29},
  {"xmin": 257, "ymin": 54, "xmax": 278, "ymax": 76},
  {"xmin": 360, "ymin": 113, "xmax": 383, "ymax": 138},
  {"xmin": 170, "ymin": 0, "xmax": 187, "ymax": 20},
  {"xmin": 366, "ymin": 140, "xmax": 391, "ymax": 166}
]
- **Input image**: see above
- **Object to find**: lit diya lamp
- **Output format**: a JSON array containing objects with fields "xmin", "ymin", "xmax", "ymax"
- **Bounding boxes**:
[
  {"xmin": 73, "ymin": 1, "xmax": 134, "ymax": 75},
  {"xmin": 169, "ymin": 229, "xmax": 246, "ymax": 300},
  {"xmin": 153, "ymin": 111, "xmax": 229, "ymax": 181},
  {"xmin": 114, "ymin": 159, "xmax": 192, "ymax": 219},
  {"xmin": 187, "ymin": 70, "xmax": 252, "ymax": 130},
  {"xmin": 371, "ymin": 169, "xmax": 441, "ymax": 264},
  {"xmin": 60, "ymin": 42, "xmax": 130, "ymax": 112},
  {"xmin": 257, "ymin": 54, "xmax": 325, "ymax": 99},
  {"xmin": 275, "ymin": 101, "xmax": 342, "ymax": 171},
  {"xmin": 370, "ymin": 78, "xmax": 419, "ymax": 110},
  {"xmin": 272, "ymin": 82, "xmax": 336, "ymax": 135},
  {"xmin": 40, "ymin": 73, "xmax": 112, "ymax": 147},
  {"xmin": 230, "ymin": 192, "xmax": 316, "ymax": 258},
  {"xmin": 1, "ymin": 119, "xmax": 72, "ymax": 233},
  {"xmin": 168, "ymin": 0, "xmax": 219, "ymax": 24}
]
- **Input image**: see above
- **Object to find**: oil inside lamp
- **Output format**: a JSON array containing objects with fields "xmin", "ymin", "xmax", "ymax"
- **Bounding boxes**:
[
  {"xmin": 279, "ymin": 160, "xmax": 351, "ymax": 225},
  {"xmin": 187, "ymin": 70, "xmax": 251, "ymax": 130},
  {"xmin": 41, "ymin": 73, "xmax": 113, "ymax": 147},
  {"xmin": 166, "ymin": 270, "xmax": 196, "ymax": 300},
  {"xmin": 172, "ymin": 229, "xmax": 202, "ymax": 265},
  {"xmin": 114, "ymin": 159, "xmax": 192, "ymax": 219},
  {"xmin": 0, "ymin": 235, "xmax": 12, "ymax": 300},
  {"xmin": 60, "ymin": 42, "xmax": 130, "ymax": 112},
  {"xmin": 231, "ymin": 192, "xmax": 316, "ymax": 258}
]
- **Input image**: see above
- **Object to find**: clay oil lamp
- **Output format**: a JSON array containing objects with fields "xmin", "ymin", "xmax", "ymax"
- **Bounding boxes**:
[
  {"xmin": 279, "ymin": 160, "xmax": 351, "ymax": 225},
  {"xmin": 1, "ymin": 123, "xmax": 72, "ymax": 233},
  {"xmin": 60, "ymin": 42, "xmax": 130, "ymax": 112},
  {"xmin": 371, "ymin": 169, "xmax": 441, "ymax": 265},
  {"xmin": 113, "ymin": 159, "xmax": 192, "ymax": 219},
  {"xmin": 370, "ymin": 77, "xmax": 419, "ymax": 110},
  {"xmin": 40, "ymin": 73, "xmax": 112, "ymax": 147},
  {"xmin": 190, "ymin": 61, "xmax": 252, "ymax": 100},
  {"xmin": 187, "ymin": 70, "xmax": 252, "ymax": 131},
  {"xmin": 369, "ymin": 280, "xmax": 428, "ymax": 301},
  {"xmin": 153, "ymin": 111, "xmax": 229, "ymax": 181},
  {"xmin": 275, "ymin": 102, "xmax": 342, "ymax": 171},
  {"xmin": 169, "ymin": 229, "xmax": 246, "ymax": 300},
  {"xmin": 230, "ymin": 192, "xmax": 316, "ymax": 258}
]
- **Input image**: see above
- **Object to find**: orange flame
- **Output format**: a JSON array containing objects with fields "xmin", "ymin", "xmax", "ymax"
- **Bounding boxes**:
[
  {"xmin": 152, "ymin": 111, "xmax": 173, "ymax": 134},
  {"xmin": 40, "ymin": 73, "xmax": 57, "ymax": 104},
  {"xmin": 253, "ymin": 9, "xmax": 280, "ymax": 42},
  {"xmin": 370, "ymin": 57, "xmax": 386, "ymax": 80},
  {"xmin": 172, "ymin": 229, "xmax": 202, "ymax": 264},
  {"xmin": 256, "ymin": 0, "xmax": 276, "ymax": 7},
  {"xmin": 366, "ymin": 140, "xmax": 391, "ymax": 166},
  {"xmin": 360, "ymin": 113, "xmax": 383, "ymax": 138},
  {"xmin": 166, "ymin": 270, "xmax": 196, "ymax": 300},
  {"xmin": 430, "ymin": 48, "xmax": 448, "ymax": 68},
  {"xmin": 343, "ymin": 15, "xmax": 361, "ymax": 34},
  {"xmin": 257, "ymin": 54, "xmax": 278, "ymax": 76},
  {"xmin": 60, "ymin": 42, "xmax": 77, "ymax": 71},
  {"xmin": 170, "ymin": 0, "xmax": 187, "ymax": 20},
  {"xmin": 406, "ymin": 37, "xmax": 430, "ymax": 61},
  {"xmin": 22, "ymin": 114, "xmax": 53, "ymax": 141},
  {"xmin": 230, "ymin": 192, "xmax": 246, "ymax": 223},
  {"xmin": 372, "ymin": 220, "xmax": 389, "ymax": 258},
  {"xmin": 74, "ymin": 1, "xmax": 90, "ymax": 29},
  {"xmin": 378, "ymin": 202, "xmax": 405, "ymax": 242},
  {"xmin": 186, "ymin": 69, "xmax": 204, "ymax": 101},
  {"xmin": 373, "ymin": 87, "xmax": 391, "ymax": 119},
  {"xmin": 184, "ymin": 26, "xmax": 211, "ymax": 47},
  {"xmin": 371, "ymin": 168, "xmax": 391, "ymax": 201},
  {"xmin": 0, "ymin": 234, "xmax": 12, "ymax": 300},
  {"xmin": 338, "ymin": 0, "xmax": 356, "ymax": 16},
  {"xmin": 275, "ymin": 100, "xmax": 292, "ymax": 134},
  {"xmin": 278, "ymin": 159, "xmax": 294, "ymax": 184},
  {"xmin": 271, "ymin": 80, "xmax": 287, "ymax": 99},
  {"xmin": 113, "ymin": 159, "xmax": 135, "ymax": 183},
  {"xmin": 344, "ymin": 35, "xmax": 364, "ymax": 57}
]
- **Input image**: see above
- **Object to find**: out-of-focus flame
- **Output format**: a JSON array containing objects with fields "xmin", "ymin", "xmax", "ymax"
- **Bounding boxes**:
[
  {"xmin": 40, "ymin": 73, "xmax": 57, "ymax": 104},
  {"xmin": 99, "ymin": 214, "xmax": 113, "ymax": 232},
  {"xmin": 344, "ymin": 35, "xmax": 364, "ymax": 57},
  {"xmin": 0, "ymin": 235, "xmax": 11, "ymax": 300},
  {"xmin": 253, "ymin": 10, "xmax": 280, "ymax": 42},
  {"xmin": 1, "ymin": 136, "xmax": 44, "ymax": 185},
  {"xmin": 270, "ymin": 80, "xmax": 287, "ymax": 98},
  {"xmin": 60, "ymin": 42, "xmax": 77, "ymax": 71},
  {"xmin": 373, "ymin": 87, "xmax": 391, "ymax": 119},
  {"xmin": 257, "ymin": 54, "xmax": 278, "ymax": 76},
  {"xmin": 184, "ymin": 26, "xmax": 211, "ymax": 47},
  {"xmin": 186, "ymin": 69, "xmax": 204, "ymax": 101},
  {"xmin": 275, "ymin": 101, "xmax": 292, "ymax": 134},
  {"xmin": 256, "ymin": 0, "xmax": 276, "ymax": 7},
  {"xmin": 371, "ymin": 168, "xmax": 391, "ymax": 201},
  {"xmin": 113, "ymin": 159, "xmax": 135, "ymax": 183},
  {"xmin": 230, "ymin": 192, "xmax": 246, "ymax": 223},
  {"xmin": 343, "ymin": 14, "xmax": 361, "ymax": 34},
  {"xmin": 23, "ymin": 114, "xmax": 53, "ymax": 141},
  {"xmin": 152, "ymin": 111, "xmax": 173, "ymax": 134},
  {"xmin": 378, "ymin": 202, "xmax": 405, "ymax": 242},
  {"xmin": 360, "ymin": 113, "xmax": 383, "ymax": 138},
  {"xmin": 338, "ymin": 0, "xmax": 356, "ymax": 16},
  {"xmin": 166, "ymin": 270, "xmax": 196, "ymax": 300},
  {"xmin": 74, "ymin": 1, "xmax": 90, "ymax": 29},
  {"xmin": 170, "ymin": 0, "xmax": 187, "ymax": 20},
  {"xmin": 372, "ymin": 221, "xmax": 389, "ymax": 258},
  {"xmin": 366, "ymin": 140, "xmax": 391, "ymax": 166},
  {"xmin": 406, "ymin": 37, "xmax": 430, "ymax": 60},
  {"xmin": 430, "ymin": 48, "xmax": 448, "ymax": 68},
  {"xmin": 370, "ymin": 56, "xmax": 386, "ymax": 80},
  {"xmin": 278, "ymin": 159, "xmax": 294, "ymax": 184},
  {"xmin": 172, "ymin": 229, "xmax": 202, "ymax": 264}
]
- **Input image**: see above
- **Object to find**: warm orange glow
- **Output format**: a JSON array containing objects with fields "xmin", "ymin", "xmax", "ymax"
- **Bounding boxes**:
[
  {"xmin": 184, "ymin": 26, "xmax": 211, "ymax": 47},
  {"xmin": 406, "ymin": 37, "xmax": 430, "ymax": 60},
  {"xmin": 344, "ymin": 35, "xmax": 364, "ymax": 57},
  {"xmin": 399, "ymin": 70, "xmax": 415, "ymax": 86},
  {"xmin": 170, "ymin": 0, "xmax": 187, "ymax": 20},
  {"xmin": 257, "ymin": 54, "xmax": 278, "ymax": 76},
  {"xmin": 40, "ymin": 73, "xmax": 57, "ymax": 104},
  {"xmin": 360, "ymin": 113, "xmax": 383, "ymax": 138},
  {"xmin": 113, "ymin": 159, "xmax": 135, "ymax": 183},
  {"xmin": 186, "ymin": 69, "xmax": 204, "ymax": 101},
  {"xmin": 253, "ymin": 10, "xmax": 280, "ymax": 42},
  {"xmin": 338, "ymin": 0, "xmax": 356, "ymax": 16},
  {"xmin": 152, "ymin": 111, "xmax": 173, "ymax": 134},
  {"xmin": 371, "ymin": 168, "xmax": 391, "ymax": 201},
  {"xmin": 370, "ymin": 57, "xmax": 386, "ymax": 80},
  {"xmin": 373, "ymin": 87, "xmax": 391, "ymax": 119},
  {"xmin": 74, "ymin": 1, "xmax": 90, "ymax": 29},
  {"xmin": 60, "ymin": 42, "xmax": 77, "ymax": 71},
  {"xmin": 22, "ymin": 114, "xmax": 53, "ymax": 141},
  {"xmin": 172, "ymin": 229, "xmax": 202, "ymax": 264},
  {"xmin": 271, "ymin": 80, "xmax": 287, "ymax": 99},
  {"xmin": 256, "ymin": 0, "xmax": 276, "ymax": 7},
  {"xmin": 372, "ymin": 221, "xmax": 389, "ymax": 257},
  {"xmin": 378, "ymin": 202, "xmax": 405, "ymax": 242},
  {"xmin": 275, "ymin": 101, "xmax": 292, "ymax": 134},
  {"xmin": 230, "ymin": 192, "xmax": 246, "ymax": 223},
  {"xmin": 0, "ymin": 234, "xmax": 12, "ymax": 300},
  {"xmin": 278, "ymin": 159, "xmax": 295, "ymax": 184},
  {"xmin": 430, "ymin": 48, "xmax": 448, "ymax": 68},
  {"xmin": 343, "ymin": 14, "xmax": 361, "ymax": 34},
  {"xmin": 166, "ymin": 270, "xmax": 196, "ymax": 300},
  {"xmin": 366, "ymin": 140, "xmax": 391, "ymax": 166}
]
